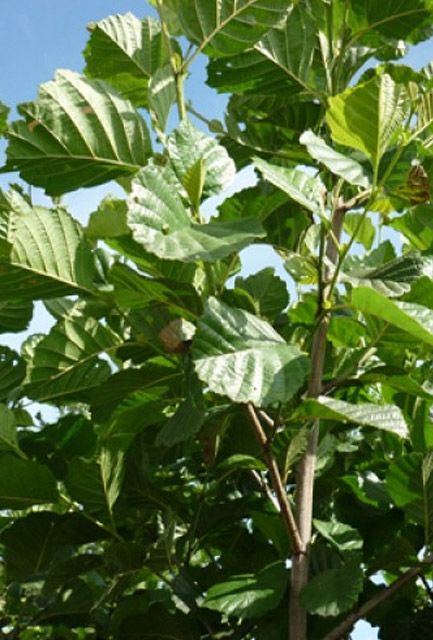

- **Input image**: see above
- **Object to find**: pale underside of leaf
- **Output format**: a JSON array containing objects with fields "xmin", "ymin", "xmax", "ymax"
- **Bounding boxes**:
[{"xmin": 192, "ymin": 297, "xmax": 310, "ymax": 406}]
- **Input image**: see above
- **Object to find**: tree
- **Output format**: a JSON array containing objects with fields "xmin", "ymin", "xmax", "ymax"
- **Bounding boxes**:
[{"xmin": 2, "ymin": 0, "xmax": 433, "ymax": 638}]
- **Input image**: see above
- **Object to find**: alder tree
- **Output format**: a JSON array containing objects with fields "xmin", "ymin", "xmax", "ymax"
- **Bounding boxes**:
[{"xmin": 2, "ymin": 1, "xmax": 433, "ymax": 638}]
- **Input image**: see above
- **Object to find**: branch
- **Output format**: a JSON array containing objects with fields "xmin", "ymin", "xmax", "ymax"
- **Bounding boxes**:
[
  {"xmin": 245, "ymin": 403, "xmax": 305, "ymax": 556},
  {"xmin": 322, "ymin": 555, "xmax": 433, "ymax": 640},
  {"xmin": 290, "ymin": 200, "xmax": 348, "ymax": 639}
]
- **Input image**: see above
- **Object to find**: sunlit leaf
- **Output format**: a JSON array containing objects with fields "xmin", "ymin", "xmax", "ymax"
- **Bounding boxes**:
[
  {"xmin": 2, "ymin": 70, "xmax": 152, "ymax": 195},
  {"xmin": 352, "ymin": 287, "xmax": 433, "ymax": 347},
  {"xmin": 192, "ymin": 297, "xmax": 310, "ymax": 406},
  {"xmin": 327, "ymin": 74, "xmax": 408, "ymax": 175},
  {"xmin": 0, "ymin": 207, "xmax": 95, "ymax": 300},
  {"xmin": 296, "ymin": 395, "xmax": 408, "ymax": 438},
  {"xmin": 84, "ymin": 14, "xmax": 172, "ymax": 107},
  {"xmin": 127, "ymin": 165, "xmax": 264, "ymax": 262},
  {"xmin": 165, "ymin": 0, "xmax": 291, "ymax": 58},
  {"xmin": 254, "ymin": 156, "xmax": 324, "ymax": 213},
  {"xmin": 300, "ymin": 130, "xmax": 370, "ymax": 188},
  {"xmin": 167, "ymin": 120, "xmax": 235, "ymax": 198}
]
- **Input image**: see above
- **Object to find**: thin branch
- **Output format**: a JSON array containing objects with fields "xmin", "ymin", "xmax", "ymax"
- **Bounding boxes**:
[
  {"xmin": 322, "ymin": 555, "xmax": 433, "ymax": 640},
  {"xmin": 245, "ymin": 403, "xmax": 305, "ymax": 556}
]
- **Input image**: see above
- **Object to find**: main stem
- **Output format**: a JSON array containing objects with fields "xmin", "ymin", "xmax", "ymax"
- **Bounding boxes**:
[{"xmin": 289, "ymin": 205, "xmax": 346, "ymax": 640}]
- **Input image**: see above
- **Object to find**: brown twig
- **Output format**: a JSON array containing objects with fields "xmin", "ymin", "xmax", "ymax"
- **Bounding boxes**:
[
  {"xmin": 245, "ymin": 403, "xmax": 305, "ymax": 556},
  {"xmin": 322, "ymin": 555, "xmax": 433, "ymax": 640}
]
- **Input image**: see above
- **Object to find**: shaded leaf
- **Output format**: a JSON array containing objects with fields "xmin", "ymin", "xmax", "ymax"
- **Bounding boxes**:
[
  {"xmin": 0, "ymin": 347, "xmax": 26, "ymax": 401},
  {"xmin": 109, "ymin": 262, "xmax": 201, "ymax": 317},
  {"xmin": 387, "ymin": 451, "xmax": 433, "ymax": 541},
  {"xmin": 235, "ymin": 268, "xmax": 289, "ymax": 321},
  {"xmin": 0, "ymin": 299, "xmax": 33, "ymax": 333},
  {"xmin": 0, "ymin": 455, "xmax": 58, "ymax": 510},
  {"xmin": 0, "ymin": 512, "xmax": 107, "ymax": 581},
  {"xmin": 203, "ymin": 561, "xmax": 288, "ymax": 619},
  {"xmin": 255, "ymin": 4, "xmax": 322, "ymax": 92},
  {"xmin": 90, "ymin": 358, "xmax": 181, "ymax": 423},
  {"xmin": 24, "ymin": 311, "xmax": 121, "ymax": 402},
  {"xmin": 0, "ymin": 405, "xmax": 25, "ymax": 458},
  {"xmin": 300, "ymin": 559, "xmax": 363, "ymax": 617},
  {"xmin": 313, "ymin": 519, "xmax": 363, "ymax": 552}
]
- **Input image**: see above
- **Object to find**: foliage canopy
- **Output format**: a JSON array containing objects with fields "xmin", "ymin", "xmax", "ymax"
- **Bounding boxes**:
[{"xmin": 2, "ymin": 1, "xmax": 433, "ymax": 638}]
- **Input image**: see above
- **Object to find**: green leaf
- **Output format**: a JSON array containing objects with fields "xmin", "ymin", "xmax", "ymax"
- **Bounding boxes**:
[
  {"xmin": 0, "ymin": 102, "xmax": 9, "ymax": 136},
  {"xmin": 235, "ymin": 268, "xmax": 289, "ymax": 321},
  {"xmin": 0, "ymin": 347, "xmax": 25, "ymax": 401},
  {"xmin": 166, "ymin": 0, "xmax": 290, "ymax": 58},
  {"xmin": 192, "ymin": 297, "xmax": 310, "ymax": 407},
  {"xmin": 2, "ymin": 70, "xmax": 152, "ymax": 195},
  {"xmin": 327, "ymin": 74, "xmax": 408, "ymax": 175},
  {"xmin": 0, "ymin": 300, "xmax": 33, "ymax": 333},
  {"xmin": 87, "ymin": 197, "xmax": 130, "ymax": 239},
  {"xmin": 352, "ymin": 287, "xmax": 433, "ymax": 347},
  {"xmin": 343, "ymin": 213, "xmax": 375, "ymax": 250},
  {"xmin": 148, "ymin": 65, "xmax": 176, "ymax": 131},
  {"xmin": 300, "ymin": 131, "xmax": 370, "ymax": 188},
  {"xmin": 116, "ymin": 603, "xmax": 201, "ymax": 640},
  {"xmin": 203, "ymin": 561, "xmax": 288, "ymax": 619},
  {"xmin": 351, "ymin": 0, "xmax": 433, "ymax": 42},
  {"xmin": 0, "ymin": 208, "xmax": 95, "ymax": 300},
  {"xmin": 0, "ymin": 455, "xmax": 58, "ymax": 509},
  {"xmin": 255, "ymin": 4, "xmax": 322, "ymax": 92},
  {"xmin": 167, "ymin": 120, "xmax": 235, "ymax": 199},
  {"xmin": 391, "ymin": 205, "xmax": 433, "ymax": 251},
  {"xmin": 24, "ymin": 311, "xmax": 122, "ymax": 402},
  {"xmin": 254, "ymin": 156, "xmax": 324, "ymax": 213},
  {"xmin": 156, "ymin": 394, "xmax": 205, "ymax": 448},
  {"xmin": 90, "ymin": 358, "xmax": 181, "ymax": 422},
  {"xmin": 300, "ymin": 559, "xmax": 363, "ymax": 617},
  {"xmin": 0, "ymin": 405, "xmax": 25, "ymax": 458},
  {"xmin": 100, "ymin": 444, "xmax": 125, "ymax": 513},
  {"xmin": 387, "ymin": 451, "xmax": 433, "ymax": 541},
  {"xmin": 0, "ymin": 512, "xmax": 107, "ymax": 581},
  {"xmin": 65, "ymin": 459, "xmax": 108, "ymax": 514},
  {"xmin": 344, "ymin": 252, "xmax": 432, "ymax": 297},
  {"xmin": 109, "ymin": 263, "xmax": 201, "ymax": 317},
  {"xmin": 296, "ymin": 395, "xmax": 408, "ymax": 438},
  {"xmin": 313, "ymin": 519, "xmax": 363, "ymax": 552},
  {"xmin": 127, "ymin": 165, "xmax": 265, "ymax": 262},
  {"xmin": 84, "ymin": 14, "xmax": 172, "ymax": 107}
]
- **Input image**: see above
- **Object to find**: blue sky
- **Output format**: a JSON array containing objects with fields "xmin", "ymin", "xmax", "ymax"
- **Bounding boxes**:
[{"xmin": 2, "ymin": 4, "xmax": 433, "ymax": 638}]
